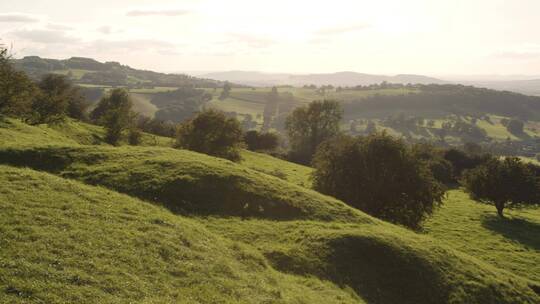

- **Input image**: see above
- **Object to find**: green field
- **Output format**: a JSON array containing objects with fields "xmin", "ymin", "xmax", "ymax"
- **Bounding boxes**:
[{"xmin": 1, "ymin": 119, "xmax": 539, "ymax": 303}]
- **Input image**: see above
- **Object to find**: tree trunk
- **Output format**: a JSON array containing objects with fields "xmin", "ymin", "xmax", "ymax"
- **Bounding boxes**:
[{"xmin": 495, "ymin": 201, "xmax": 505, "ymax": 218}]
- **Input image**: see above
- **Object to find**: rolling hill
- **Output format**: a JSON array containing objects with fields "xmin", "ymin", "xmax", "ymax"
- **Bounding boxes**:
[
  {"xmin": 12, "ymin": 56, "xmax": 222, "ymax": 88},
  {"xmin": 201, "ymin": 71, "xmax": 446, "ymax": 87},
  {"xmin": 1, "ymin": 118, "xmax": 539, "ymax": 303}
]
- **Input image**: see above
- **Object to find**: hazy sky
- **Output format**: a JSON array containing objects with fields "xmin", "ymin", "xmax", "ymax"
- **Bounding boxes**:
[{"xmin": 1, "ymin": 0, "xmax": 539, "ymax": 76}]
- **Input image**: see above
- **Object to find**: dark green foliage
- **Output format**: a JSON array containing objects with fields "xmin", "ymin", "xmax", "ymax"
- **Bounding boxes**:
[
  {"xmin": 128, "ymin": 128, "xmax": 142, "ymax": 145},
  {"xmin": 175, "ymin": 109, "xmax": 243, "ymax": 161},
  {"xmin": 412, "ymin": 143, "xmax": 454, "ymax": 185},
  {"xmin": 29, "ymin": 74, "xmax": 86, "ymax": 124},
  {"xmin": 462, "ymin": 157, "xmax": 539, "ymax": 217},
  {"xmin": 505, "ymin": 119, "xmax": 525, "ymax": 135},
  {"xmin": 285, "ymin": 100, "xmax": 342, "ymax": 164},
  {"xmin": 243, "ymin": 130, "xmax": 279, "ymax": 151},
  {"xmin": 0, "ymin": 47, "xmax": 35, "ymax": 117},
  {"xmin": 92, "ymin": 88, "xmax": 136, "ymax": 145},
  {"xmin": 443, "ymin": 148, "xmax": 492, "ymax": 179},
  {"xmin": 312, "ymin": 133, "xmax": 445, "ymax": 229},
  {"xmin": 152, "ymin": 87, "xmax": 212, "ymax": 123},
  {"xmin": 136, "ymin": 115, "xmax": 176, "ymax": 137}
]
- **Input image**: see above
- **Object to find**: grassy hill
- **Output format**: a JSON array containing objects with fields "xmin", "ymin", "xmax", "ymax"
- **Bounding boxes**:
[{"xmin": 1, "ymin": 119, "xmax": 539, "ymax": 303}]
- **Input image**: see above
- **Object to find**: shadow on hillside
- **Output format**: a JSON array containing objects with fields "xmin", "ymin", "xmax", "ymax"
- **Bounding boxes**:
[{"xmin": 481, "ymin": 214, "xmax": 540, "ymax": 250}]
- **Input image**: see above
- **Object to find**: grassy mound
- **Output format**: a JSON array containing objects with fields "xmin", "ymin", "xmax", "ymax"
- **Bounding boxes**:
[
  {"xmin": 202, "ymin": 219, "xmax": 539, "ymax": 304},
  {"xmin": 424, "ymin": 190, "xmax": 540, "ymax": 283},
  {"xmin": 0, "ymin": 165, "xmax": 364, "ymax": 303},
  {"xmin": 0, "ymin": 118, "xmax": 172, "ymax": 147},
  {"xmin": 2, "ymin": 119, "xmax": 539, "ymax": 303},
  {"xmin": 0, "ymin": 145, "xmax": 362, "ymax": 222}
]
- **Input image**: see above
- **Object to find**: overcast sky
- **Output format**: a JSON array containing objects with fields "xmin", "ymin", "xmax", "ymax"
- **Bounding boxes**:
[{"xmin": 1, "ymin": 0, "xmax": 539, "ymax": 76}]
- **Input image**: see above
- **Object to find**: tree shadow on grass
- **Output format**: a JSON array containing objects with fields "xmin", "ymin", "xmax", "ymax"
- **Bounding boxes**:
[{"xmin": 481, "ymin": 214, "xmax": 540, "ymax": 250}]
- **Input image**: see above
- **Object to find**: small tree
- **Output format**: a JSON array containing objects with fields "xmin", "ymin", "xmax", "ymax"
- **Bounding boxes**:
[
  {"xmin": 175, "ymin": 109, "xmax": 243, "ymax": 161},
  {"xmin": 505, "ymin": 119, "xmax": 524, "ymax": 135},
  {"xmin": 285, "ymin": 99, "xmax": 342, "ymax": 164},
  {"xmin": 243, "ymin": 130, "xmax": 279, "ymax": 151},
  {"xmin": 219, "ymin": 81, "xmax": 231, "ymax": 100},
  {"xmin": 312, "ymin": 133, "xmax": 445, "ymax": 229},
  {"xmin": 462, "ymin": 157, "xmax": 538, "ymax": 217},
  {"xmin": 0, "ymin": 47, "xmax": 35, "ymax": 118},
  {"xmin": 93, "ymin": 88, "xmax": 135, "ymax": 145}
]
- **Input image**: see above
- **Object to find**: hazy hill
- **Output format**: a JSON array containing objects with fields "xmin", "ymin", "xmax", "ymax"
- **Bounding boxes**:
[
  {"xmin": 201, "ymin": 71, "xmax": 447, "ymax": 87},
  {"xmin": 12, "ymin": 56, "xmax": 222, "ymax": 88}
]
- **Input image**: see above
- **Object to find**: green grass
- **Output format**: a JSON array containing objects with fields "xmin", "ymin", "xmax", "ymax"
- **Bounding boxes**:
[
  {"xmin": 241, "ymin": 150, "xmax": 312, "ymax": 188},
  {"xmin": 1, "ymin": 119, "xmax": 540, "ymax": 303},
  {"xmin": 0, "ymin": 118, "xmax": 172, "ymax": 148},
  {"xmin": 424, "ymin": 190, "xmax": 540, "ymax": 283},
  {"xmin": 0, "ymin": 165, "xmax": 364, "ymax": 304}
]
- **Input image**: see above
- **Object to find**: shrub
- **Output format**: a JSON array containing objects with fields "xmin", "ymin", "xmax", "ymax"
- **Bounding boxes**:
[
  {"xmin": 128, "ymin": 128, "xmax": 142, "ymax": 145},
  {"xmin": 285, "ymin": 99, "xmax": 342, "ymax": 164},
  {"xmin": 175, "ymin": 109, "xmax": 243, "ymax": 161},
  {"xmin": 243, "ymin": 130, "xmax": 279, "ymax": 151},
  {"xmin": 312, "ymin": 133, "xmax": 445, "ymax": 229},
  {"xmin": 0, "ymin": 47, "xmax": 35, "ymax": 117},
  {"xmin": 93, "ymin": 88, "xmax": 136, "ymax": 145},
  {"xmin": 462, "ymin": 157, "xmax": 538, "ymax": 217}
]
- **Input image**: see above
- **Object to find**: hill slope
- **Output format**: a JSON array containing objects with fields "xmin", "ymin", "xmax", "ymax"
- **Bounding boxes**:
[
  {"xmin": 0, "ymin": 120, "xmax": 539, "ymax": 303},
  {"xmin": 0, "ymin": 165, "xmax": 364, "ymax": 303},
  {"xmin": 12, "ymin": 56, "xmax": 221, "ymax": 88}
]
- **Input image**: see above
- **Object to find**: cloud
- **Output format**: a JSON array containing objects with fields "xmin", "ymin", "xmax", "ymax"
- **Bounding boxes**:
[
  {"xmin": 223, "ymin": 33, "xmax": 276, "ymax": 48},
  {"xmin": 97, "ymin": 26, "xmax": 113, "ymax": 34},
  {"xmin": 126, "ymin": 9, "xmax": 190, "ymax": 17},
  {"xmin": 85, "ymin": 39, "xmax": 180, "ymax": 54},
  {"xmin": 46, "ymin": 23, "xmax": 73, "ymax": 31},
  {"xmin": 0, "ymin": 13, "xmax": 40, "ymax": 23},
  {"xmin": 315, "ymin": 24, "xmax": 370, "ymax": 36},
  {"xmin": 10, "ymin": 29, "xmax": 80, "ymax": 44},
  {"xmin": 494, "ymin": 44, "xmax": 540, "ymax": 60}
]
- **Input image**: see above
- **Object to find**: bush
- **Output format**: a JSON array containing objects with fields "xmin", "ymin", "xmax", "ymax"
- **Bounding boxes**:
[
  {"xmin": 93, "ymin": 88, "xmax": 136, "ymax": 145},
  {"xmin": 175, "ymin": 109, "xmax": 243, "ymax": 161},
  {"xmin": 312, "ymin": 133, "xmax": 445, "ymax": 229},
  {"xmin": 462, "ymin": 157, "xmax": 538, "ymax": 217},
  {"xmin": 128, "ymin": 128, "xmax": 142, "ymax": 145},
  {"xmin": 0, "ymin": 47, "xmax": 35, "ymax": 117},
  {"xmin": 243, "ymin": 130, "xmax": 279, "ymax": 151},
  {"xmin": 285, "ymin": 99, "xmax": 342, "ymax": 164},
  {"xmin": 411, "ymin": 143, "xmax": 453, "ymax": 185},
  {"xmin": 28, "ymin": 74, "xmax": 88, "ymax": 124},
  {"xmin": 443, "ymin": 148, "xmax": 491, "ymax": 180}
]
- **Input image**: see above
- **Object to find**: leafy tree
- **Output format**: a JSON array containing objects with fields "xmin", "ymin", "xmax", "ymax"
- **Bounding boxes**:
[
  {"xmin": 29, "ymin": 74, "xmax": 87, "ymax": 124},
  {"xmin": 462, "ymin": 157, "xmax": 538, "ymax": 217},
  {"xmin": 175, "ymin": 109, "xmax": 243, "ymax": 161},
  {"xmin": 411, "ymin": 143, "xmax": 453, "ymax": 185},
  {"xmin": 93, "ymin": 88, "xmax": 136, "ymax": 145},
  {"xmin": 443, "ymin": 148, "xmax": 491, "ymax": 179},
  {"xmin": 505, "ymin": 119, "xmax": 525, "ymax": 135},
  {"xmin": 285, "ymin": 99, "xmax": 342, "ymax": 164},
  {"xmin": 243, "ymin": 130, "xmax": 279, "ymax": 151},
  {"xmin": 0, "ymin": 47, "xmax": 35, "ymax": 117},
  {"xmin": 219, "ymin": 81, "xmax": 231, "ymax": 100},
  {"xmin": 312, "ymin": 133, "xmax": 445, "ymax": 229},
  {"xmin": 128, "ymin": 128, "xmax": 142, "ymax": 145}
]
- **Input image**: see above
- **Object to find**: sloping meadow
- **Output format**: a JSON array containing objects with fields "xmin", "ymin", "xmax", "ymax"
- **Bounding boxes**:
[{"xmin": 1, "ymin": 142, "xmax": 539, "ymax": 303}]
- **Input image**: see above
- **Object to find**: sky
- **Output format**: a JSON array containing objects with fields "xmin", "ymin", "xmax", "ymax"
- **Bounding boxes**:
[{"xmin": 1, "ymin": 0, "xmax": 539, "ymax": 76}]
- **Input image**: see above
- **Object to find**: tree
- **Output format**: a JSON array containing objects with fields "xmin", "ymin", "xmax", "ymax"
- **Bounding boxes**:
[
  {"xmin": 312, "ymin": 133, "xmax": 445, "ymax": 229},
  {"xmin": 0, "ymin": 47, "xmax": 35, "ymax": 118},
  {"xmin": 30, "ymin": 74, "xmax": 86, "ymax": 124},
  {"xmin": 219, "ymin": 81, "xmax": 231, "ymax": 100},
  {"xmin": 505, "ymin": 119, "xmax": 524, "ymax": 135},
  {"xmin": 243, "ymin": 130, "xmax": 279, "ymax": 151},
  {"xmin": 285, "ymin": 99, "xmax": 342, "ymax": 164},
  {"xmin": 175, "ymin": 109, "xmax": 243, "ymax": 161},
  {"xmin": 462, "ymin": 157, "xmax": 538, "ymax": 217},
  {"xmin": 92, "ymin": 88, "xmax": 136, "ymax": 145}
]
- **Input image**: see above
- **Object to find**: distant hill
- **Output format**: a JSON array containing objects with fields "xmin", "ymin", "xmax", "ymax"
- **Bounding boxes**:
[
  {"xmin": 201, "ymin": 71, "xmax": 447, "ymax": 87},
  {"xmin": 12, "ymin": 56, "xmax": 222, "ymax": 88},
  {"xmin": 463, "ymin": 79, "xmax": 540, "ymax": 96}
]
